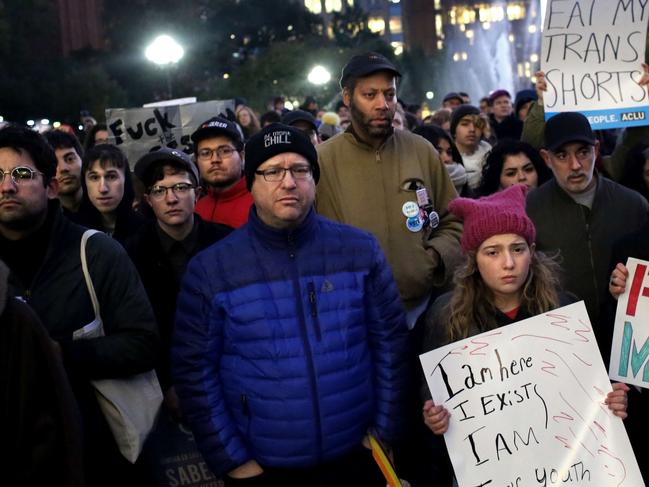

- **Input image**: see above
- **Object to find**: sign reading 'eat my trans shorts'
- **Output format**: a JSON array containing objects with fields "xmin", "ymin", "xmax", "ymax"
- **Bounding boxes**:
[{"xmin": 541, "ymin": 0, "xmax": 649, "ymax": 130}]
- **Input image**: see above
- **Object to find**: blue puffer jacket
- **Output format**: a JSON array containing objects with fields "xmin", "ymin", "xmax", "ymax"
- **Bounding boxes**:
[{"xmin": 172, "ymin": 207, "xmax": 408, "ymax": 477}]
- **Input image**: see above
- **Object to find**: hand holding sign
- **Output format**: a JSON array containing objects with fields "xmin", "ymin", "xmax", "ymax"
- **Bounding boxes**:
[
  {"xmin": 609, "ymin": 263, "xmax": 630, "ymax": 300},
  {"xmin": 422, "ymin": 399, "xmax": 450, "ymax": 435}
]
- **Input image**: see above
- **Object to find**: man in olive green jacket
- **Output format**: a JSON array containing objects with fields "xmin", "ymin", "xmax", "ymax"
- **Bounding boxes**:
[{"xmin": 316, "ymin": 52, "xmax": 462, "ymax": 325}]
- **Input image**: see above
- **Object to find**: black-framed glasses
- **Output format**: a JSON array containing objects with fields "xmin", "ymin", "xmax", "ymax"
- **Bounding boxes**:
[
  {"xmin": 254, "ymin": 165, "xmax": 312, "ymax": 182},
  {"xmin": 196, "ymin": 146, "xmax": 236, "ymax": 161},
  {"xmin": 0, "ymin": 166, "xmax": 44, "ymax": 185},
  {"xmin": 148, "ymin": 183, "xmax": 195, "ymax": 199}
]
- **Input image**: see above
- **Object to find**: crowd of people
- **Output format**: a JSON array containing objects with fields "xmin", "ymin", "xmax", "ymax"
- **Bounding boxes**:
[{"xmin": 1, "ymin": 50, "xmax": 648, "ymax": 487}]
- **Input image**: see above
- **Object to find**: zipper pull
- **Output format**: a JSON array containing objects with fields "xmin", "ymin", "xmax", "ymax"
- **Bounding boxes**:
[{"xmin": 307, "ymin": 282, "xmax": 317, "ymax": 317}]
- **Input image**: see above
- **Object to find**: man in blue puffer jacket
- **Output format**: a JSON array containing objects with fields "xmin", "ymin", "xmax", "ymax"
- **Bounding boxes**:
[{"xmin": 173, "ymin": 123, "xmax": 409, "ymax": 486}]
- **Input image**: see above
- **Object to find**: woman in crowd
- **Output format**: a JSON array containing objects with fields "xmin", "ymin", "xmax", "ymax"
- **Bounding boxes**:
[
  {"xmin": 235, "ymin": 105, "xmax": 261, "ymax": 141},
  {"xmin": 420, "ymin": 185, "xmax": 629, "ymax": 439},
  {"xmin": 476, "ymin": 139, "xmax": 552, "ymax": 196},
  {"xmin": 414, "ymin": 124, "xmax": 469, "ymax": 196},
  {"xmin": 72, "ymin": 144, "xmax": 143, "ymax": 244}
]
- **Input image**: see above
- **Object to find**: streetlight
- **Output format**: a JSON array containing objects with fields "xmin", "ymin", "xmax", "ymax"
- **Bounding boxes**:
[
  {"xmin": 307, "ymin": 65, "xmax": 331, "ymax": 86},
  {"xmin": 145, "ymin": 34, "xmax": 184, "ymax": 98}
]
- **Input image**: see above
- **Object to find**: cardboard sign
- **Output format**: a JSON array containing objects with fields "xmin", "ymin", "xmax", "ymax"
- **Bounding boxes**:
[
  {"xmin": 541, "ymin": 0, "xmax": 649, "ymax": 129},
  {"xmin": 420, "ymin": 301, "xmax": 644, "ymax": 487},
  {"xmin": 609, "ymin": 257, "xmax": 649, "ymax": 388},
  {"xmin": 105, "ymin": 100, "xmax": 235, "ymax": 168}
]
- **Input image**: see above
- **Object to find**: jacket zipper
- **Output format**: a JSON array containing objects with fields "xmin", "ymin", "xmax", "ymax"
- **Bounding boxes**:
[
  {"xmin": 584, "ymin": 218, "xmax": 599, "ymax": 314},
  {"xmin": 288, "ymin": 234, "xmax": 323, "ymax": 460},
  {"xmin": 307, "ymin": 282, "xmax": 322, "ymax": 341}
]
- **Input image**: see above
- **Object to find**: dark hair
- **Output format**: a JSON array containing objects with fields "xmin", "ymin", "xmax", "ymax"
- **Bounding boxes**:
[
  {"xmin": 75, "ymin": 144, "xmax": 138, "ymax": 238},
  {"xmin": 0, "ymin": 124, "xmax": 57, "ymax": 185},
  {"xmin": 260, "ymin": 111, "xmax": 281, "ymax": 126},
  {"xmin": 83, "ymin": 123, "xmax": 108, "ymax": 153},
  {"xmin": 477, "ymin": 139, "xmax": 552, "ymax": 196},
  {"xmin": 620, "ymin": 143, "xmax": 649, "ymax": 201},
  {"xmin": 335, "ymin": 100, "xmax": 347, "ymax": 112},
  {"xmin": 44, "ymin": 130, "xmax": 83, "ymax": 158},
  {"xmin": 146, "ymin": 161, "xmax": 198, "ymax": 189},
  {"xmin": 413, "ymin": 124, "xmax": 462, "ymax": 165}
]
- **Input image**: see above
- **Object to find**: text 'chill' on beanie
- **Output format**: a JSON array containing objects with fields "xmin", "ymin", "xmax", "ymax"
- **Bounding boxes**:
[
  {"xmin": 244, "ymin": 123, "xmax": 320, "ymax": 191},
  {"xmin": 448, "ymin": 184, "xmax": 536, "ymax": 253}
]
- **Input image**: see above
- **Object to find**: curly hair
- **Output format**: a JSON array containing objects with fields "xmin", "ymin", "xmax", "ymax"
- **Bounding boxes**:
[
  {"xmin": 477, "ymin": 139, "xmax": 552, "ymax": 196},
  {"xmin": 446, "ymin": 248, "xmax": 561, "ymax": 341}
]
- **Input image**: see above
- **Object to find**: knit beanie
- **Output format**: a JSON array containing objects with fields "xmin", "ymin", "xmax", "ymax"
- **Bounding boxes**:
[
  {"xmin": 450, "ymin": 104, "xmax": 480, "ymax": 136},
  {"xmin": 449, "ymin": 184, "xmax": 536, "ymax": 253},
  {"xmin": 244, "ymin": 123, "xmax": 320, "ymax": 191}
]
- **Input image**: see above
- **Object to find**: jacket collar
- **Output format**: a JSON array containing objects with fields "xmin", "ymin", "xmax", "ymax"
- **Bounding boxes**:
[
  {"xmin": 247, "ymin": 205, "xmax": 317, "ymax": 249},
  {"xmin": 344, "ymin": 123, "xmax": 393, "ymax": 152},
  {"xmin": 205, "ymin": 176, "xmax": 249, "ymax": 202}
]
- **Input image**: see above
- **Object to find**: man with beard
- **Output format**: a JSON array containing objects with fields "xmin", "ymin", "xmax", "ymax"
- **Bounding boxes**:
[
  {"xmin": 316, "ymin": 52, "xmax": 462, "ymax": 323},
  {"xmin": 527, "ymin": 111, "xmax": 648, "ymax": 331},
  {"xmin": 44, "ymin": 130, "xmax": 83, "ymax": 214},
  {"xmin": 191, "ymin": 116, "xmax": 253, "ymax": 228},
  {"xmin": 315, "ymin": 53, "xmax": 463, "ymax": 486}
]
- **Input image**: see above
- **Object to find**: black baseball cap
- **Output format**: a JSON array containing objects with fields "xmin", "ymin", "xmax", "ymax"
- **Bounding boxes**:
[
  {"xmin": 190, "ymin": 116, "xmax": 243, "ymax": 149},
  {"xmin": 544, "ymin": 112, "xmax": 596, "ymax": 152},
  {"xmin": 281, "ymin": 110, "xmax": 318, "ymax": 132},
  {"xmin": 134, "ymin": 147, "xmax": 199, "ymax": 187},
  {"xmin": 340, "ymin": 52, "xmax": 401, "ymax": 89}
]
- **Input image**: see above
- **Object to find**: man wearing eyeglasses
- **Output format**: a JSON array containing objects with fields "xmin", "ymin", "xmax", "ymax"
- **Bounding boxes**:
[
  {"xmin": 173, "ymin": 123, "xmax": 408, "ymax": 486},
  {"xmin": 191, "ymin": 116, "xmax": 253, "ymax": 228},
  {"xmin": 0, "ymin": 124, "xmax": 159, "ymax": 486},
  {"xmin": 527, "ymin": 111, "xmax": 648, "ymax": 330},
  {"xmin": 129, "ymin": 147, "xmax": 231, "ymax": 420}
]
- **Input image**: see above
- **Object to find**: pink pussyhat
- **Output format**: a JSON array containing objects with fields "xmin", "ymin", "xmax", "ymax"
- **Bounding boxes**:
[{"xmin": 449, "ymin": 184, "xmax": 536, "ymax": 253}]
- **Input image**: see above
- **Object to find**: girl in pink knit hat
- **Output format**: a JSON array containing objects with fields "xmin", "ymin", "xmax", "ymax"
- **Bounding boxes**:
[{"xmin": 420, "ymin": 185, "xmax": 629, "ymax": 447}]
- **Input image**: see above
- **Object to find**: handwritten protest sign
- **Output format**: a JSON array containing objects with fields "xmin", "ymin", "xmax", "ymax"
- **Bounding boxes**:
[
  {"xmin": 609, "ymin": 257, "xmax": 649, "ymax": 389},
  {"xmin": 541, "ymin": 0, "xmax": 649, "ymax": 130},
  {"xmin": 105, "ymin": 99, "xmax": 235, "ymax": 168},
  {"xmin": 420, "ymin": 301, "xmax": 644, "ymax": 487}
]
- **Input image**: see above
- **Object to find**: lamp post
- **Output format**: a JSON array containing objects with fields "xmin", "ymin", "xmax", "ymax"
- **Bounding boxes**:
[
  {"xmin": 145, "ymin": 35, "xmax": 184, "ymax": 99},
  {"xmin": 307, "ymin": 65, "xmax": 331, "ymax": 86}
]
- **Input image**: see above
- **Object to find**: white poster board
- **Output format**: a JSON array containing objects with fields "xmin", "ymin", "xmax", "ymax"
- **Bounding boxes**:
[
  {"xmin": 105, "ymin": 99, "xmax": 235, "ymax": 168},
  {"xmin": 610, "ymin": 257, "xmax": 649, "ymax": 388},
  {"xmin": 541, "ymin": 0, "xmax": 649, "ymax": 129},
  {"xmin": 420, "ymin": 301, "xmax": 644, "ymax": 487}
]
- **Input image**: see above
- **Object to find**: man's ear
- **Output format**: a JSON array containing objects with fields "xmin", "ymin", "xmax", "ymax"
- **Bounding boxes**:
[
  {"xmin": 594, "ymin": 139, "xmax": 601, "ymax": 158},
  {"xmin": 143, "ymin": 194, "xmax": 152, "ymax": 208},
  {"xmin": 342, "ymin": 88, "xmax": 351, "ymax": 108},
  {"xmin": 46, "ymin": 177, "xmax": 59, "ymax": 200}
]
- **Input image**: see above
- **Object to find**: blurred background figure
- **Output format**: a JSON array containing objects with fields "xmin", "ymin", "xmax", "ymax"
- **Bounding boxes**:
[{"xmin": 235, "ymin": 105, "xmax": 261, "ymax": 141}]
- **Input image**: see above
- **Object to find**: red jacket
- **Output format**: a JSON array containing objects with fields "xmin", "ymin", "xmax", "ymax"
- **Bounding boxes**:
[{"xmin": 195, "ymin": 177, "xmax": 253, "ymax": 228}]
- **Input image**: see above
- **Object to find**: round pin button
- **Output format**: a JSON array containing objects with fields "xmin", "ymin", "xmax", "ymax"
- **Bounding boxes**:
[
  {"xmin": 406, "ymin": 216, "xmax": 423, "ymax": 232},
  {"xmin": 402, "ymin": 201, "xmax": 419, "ymax": 218},
  {"xmin": 428, "ymin": 211, "xmax": 440, "ymax": 229}
]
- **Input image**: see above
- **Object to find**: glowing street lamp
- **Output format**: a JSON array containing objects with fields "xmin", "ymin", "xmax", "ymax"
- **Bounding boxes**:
[
  {"xmin": 145, "ymin": 35, "xmax": 184, "ymax": 98},
  {"xmin": 307, "ymin": 66, "xmax": 331, "ymax": 86}
]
